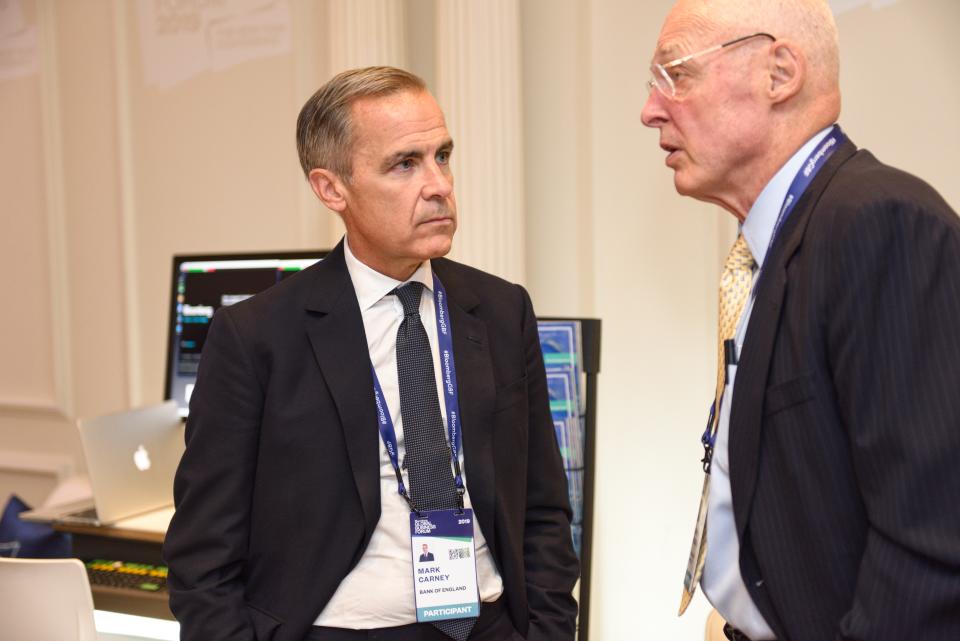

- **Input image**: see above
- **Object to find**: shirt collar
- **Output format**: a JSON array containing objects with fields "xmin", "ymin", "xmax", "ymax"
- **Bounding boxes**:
[
  {"xmin": 741, "ymin": 125, "xmax": 834, "ymax": 269},
  {"xmin": 343, "ymin": 236, "xmax": 433, "ymax": 312}
]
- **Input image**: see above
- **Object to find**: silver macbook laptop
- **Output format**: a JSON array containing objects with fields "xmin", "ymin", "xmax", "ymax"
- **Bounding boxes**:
[{"xmin": 23, "ymin": 400, "xmax": 184, "ymax": 527}]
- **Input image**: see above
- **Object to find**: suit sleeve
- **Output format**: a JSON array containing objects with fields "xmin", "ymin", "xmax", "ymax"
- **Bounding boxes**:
[
  {"xmin": 827, "ymin": 195, "xmax": 960, "ymax": 640},
  {"xmin": 162, "ymin": 308, "xmax": 263, "ymax": 641},
  {"xmin": 516, "ymin": 285, "xmax": 581, "ymax": 641}
]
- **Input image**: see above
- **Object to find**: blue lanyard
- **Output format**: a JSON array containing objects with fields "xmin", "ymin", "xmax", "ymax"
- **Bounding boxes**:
[
  {"xmin": 700, "ymin": 125, "xmax": 847, "ymax": 471},
  {"xmin": 371, "ymin": 273, "xmax": 465, "ymax": 511},
  {"xmin": 768, "ymin": 124, "xmax": 847, "ymax": 257}
]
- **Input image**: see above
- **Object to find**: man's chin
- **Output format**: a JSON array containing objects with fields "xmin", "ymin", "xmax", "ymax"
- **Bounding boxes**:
[
  {"xmin": 421, "ymin": 233, "xmax": 455, "ymax": 260},
  {"xmin": 672, "ymin": 172, "xmax": 702, "ymax": 199}
]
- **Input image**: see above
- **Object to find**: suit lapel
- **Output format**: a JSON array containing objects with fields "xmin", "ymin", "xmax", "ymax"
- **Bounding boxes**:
[
  {"xmin": 433, "ymin": 260, "xmax": 499, "ymax": 557},
  {"xmin": 729, "ymin": 139, "xmax": 859, "ymax": 539},
  {"xmin": 303, "ymin": 251, "xmax": 499, "ymax": 555},
  {"xmin": 304, "ymin": 241, "xmax": 381, "ymax": 539}
]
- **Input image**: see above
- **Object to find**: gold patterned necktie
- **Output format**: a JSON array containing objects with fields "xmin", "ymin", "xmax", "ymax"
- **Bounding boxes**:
[
  {"xmin": 711, "ymin": 233, "xmax": 757, "ymax": 433},
  {"xmin": 680, "ymin": 232, "xmax": 756, "ymax": 615}
]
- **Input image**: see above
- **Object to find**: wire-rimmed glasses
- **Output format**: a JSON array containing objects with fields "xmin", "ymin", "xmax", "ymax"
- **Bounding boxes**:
[{"xmin": 647, "ymin": 32, "xmax": 776, "ymax": 100}]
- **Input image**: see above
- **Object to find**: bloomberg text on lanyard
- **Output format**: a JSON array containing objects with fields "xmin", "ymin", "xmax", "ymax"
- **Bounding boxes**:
[
  {"xmin": 700, "ymin": 124, "xmax": 848, "ymax": 471},
  {"xmin": 370, "ymin": 273, "xmax": 466, "ymax": 513}
]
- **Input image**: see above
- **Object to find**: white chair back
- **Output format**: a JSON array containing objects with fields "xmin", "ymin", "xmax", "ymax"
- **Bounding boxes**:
[{"xmin": 0, "ymin": 557, "xmax": 98, "ymax": 641}]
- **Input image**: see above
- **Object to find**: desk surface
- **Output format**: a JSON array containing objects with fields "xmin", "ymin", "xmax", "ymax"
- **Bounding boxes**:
[{"xmin": 114, "ymin": 506, "xmax": 174, "ymax": 534}]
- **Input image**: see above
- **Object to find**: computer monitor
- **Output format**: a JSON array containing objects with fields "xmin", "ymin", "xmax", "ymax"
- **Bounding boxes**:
[{"xmin": 164, "ymin": 251, "xmax": 327, "ymax": 417}]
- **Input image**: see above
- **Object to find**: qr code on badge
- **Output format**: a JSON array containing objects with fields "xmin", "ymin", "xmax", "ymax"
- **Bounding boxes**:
[{"xmin": 448, "ymin": 547, "xmax": 471, "ymax": 560}]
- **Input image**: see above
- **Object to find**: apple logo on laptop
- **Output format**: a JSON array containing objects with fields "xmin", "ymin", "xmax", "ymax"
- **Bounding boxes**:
[{"xmin": 133, "ymin": 445, "xmax": 152, "ymax": 472}]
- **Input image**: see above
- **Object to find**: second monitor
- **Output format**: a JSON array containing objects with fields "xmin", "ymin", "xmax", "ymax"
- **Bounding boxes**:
[{"xmin": 163, "ymin": 251, "xmax": 327, "ymax": 417}]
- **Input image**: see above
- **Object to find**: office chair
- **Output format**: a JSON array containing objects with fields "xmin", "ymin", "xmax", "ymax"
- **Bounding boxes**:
[{"xmin": 0, "ymin": 556, "xmax": 98, "ymax": 641}]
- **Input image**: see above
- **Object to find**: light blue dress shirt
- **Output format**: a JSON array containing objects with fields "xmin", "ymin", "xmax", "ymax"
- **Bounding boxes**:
[{"xmin": 701, "ymin": 126, "xmax": 833, "ymax": 640}]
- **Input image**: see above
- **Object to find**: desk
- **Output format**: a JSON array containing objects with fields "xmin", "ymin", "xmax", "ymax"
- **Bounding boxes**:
[{"xmin": 54, "ymin": 510, "xmax": 174, "ymax": 621}]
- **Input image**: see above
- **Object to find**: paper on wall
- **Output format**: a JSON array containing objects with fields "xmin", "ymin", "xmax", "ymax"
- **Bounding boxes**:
[{"xmin": 136, "ymin": 0, "xmax": 292, "ymax": 90}]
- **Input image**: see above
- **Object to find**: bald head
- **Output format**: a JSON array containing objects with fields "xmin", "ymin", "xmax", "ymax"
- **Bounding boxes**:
[
  {"xmin": 667, "ymin": 0, "xmax": 840, "ymax": 101},
  {"xmin": 642, "ymin": 0, "xmax": 844, "ymax": 217}
]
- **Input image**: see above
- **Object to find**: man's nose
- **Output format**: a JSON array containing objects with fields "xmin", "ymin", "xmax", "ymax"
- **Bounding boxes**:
[
  {"xmin": 641, "ymin": 87, "xmax": 669, "ymax": 128},
  {"xmin": 423, "ymin": 161, "xmax": 453, "ymax": 199}
]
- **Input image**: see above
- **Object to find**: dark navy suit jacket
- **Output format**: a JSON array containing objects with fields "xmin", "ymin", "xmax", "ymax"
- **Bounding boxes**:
[{"xmin": 730, "ymin": 138, "xmax": 960, "ymax": 641}]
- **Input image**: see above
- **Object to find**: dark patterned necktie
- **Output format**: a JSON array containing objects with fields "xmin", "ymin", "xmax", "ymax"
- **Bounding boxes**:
[{"xmin": 393, "ymin": 282, "xmax": 476, "ymax": 641}]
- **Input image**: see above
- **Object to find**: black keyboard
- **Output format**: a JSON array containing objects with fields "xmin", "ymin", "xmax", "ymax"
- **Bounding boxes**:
[{"xmin": 85, "ymin": 559, "xmax": 168, "ymax": 593}]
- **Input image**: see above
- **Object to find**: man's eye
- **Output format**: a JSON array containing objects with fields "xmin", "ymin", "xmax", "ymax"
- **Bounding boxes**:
[
  {"xmin": 437, "ymin": 150, "xmax": 451, "ymax": 164},
  {"xmin": 396, "ymin": 159, "xmax": 414, "ymax": 170},
  {"xmin": 667, "ymin": 67, "xmax": 686, "ymax": 82}
]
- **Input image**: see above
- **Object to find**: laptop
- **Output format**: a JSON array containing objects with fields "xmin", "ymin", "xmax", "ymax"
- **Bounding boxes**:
[{"xmin": 22, "ymin": 401, "xmax": 184, "ymax": 527}]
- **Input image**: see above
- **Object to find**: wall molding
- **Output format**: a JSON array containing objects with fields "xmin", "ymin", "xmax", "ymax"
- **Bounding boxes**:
[
  {"xmin": 0, "ymin": 398, "xmax": 68, "ymax": 419},
  {"xmin": 111, "ymin": 0, "xmax": 141, "ymax": 408},
  {"xmin": 0, "ymin": 0, "xmax": 75, "ymax": 420},
  {"xmin": 0, "ymin": 448, "xmax": 74, "ymax": 479},
  {"xmin": 0, "ymin": 448, "xmax": 76, "ymax": 507},
  {"xmin": 292, "ymin": 0, "xmax": 333, "ymax": 249}
]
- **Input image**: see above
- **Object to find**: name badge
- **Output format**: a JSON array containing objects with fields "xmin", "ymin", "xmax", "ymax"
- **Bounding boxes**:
[{"xmin": 410, "ymin": 508, "xmax": 480, "ymax": 622}]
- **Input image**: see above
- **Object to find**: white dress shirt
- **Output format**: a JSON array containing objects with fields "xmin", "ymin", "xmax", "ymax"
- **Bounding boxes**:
[
  {"xmin": 701, "ymin": 126, "xmax": 834, "ymax": 640},
  {"xmin": 313, "ymin": 238, "xmax": 503, "ymax": 629}
]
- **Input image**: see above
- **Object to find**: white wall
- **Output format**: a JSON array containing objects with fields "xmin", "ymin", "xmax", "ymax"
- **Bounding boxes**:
[
  {"xmin": 836, "ymin": 0, "xmax": 959, "ymax": 203},
  {"xmin": 519, "ymin": 2, "xmax": 721, "ymax": 639},
  {"xmin": 2, "ymin": 0, "xmax": 958, "ymax": 638}
]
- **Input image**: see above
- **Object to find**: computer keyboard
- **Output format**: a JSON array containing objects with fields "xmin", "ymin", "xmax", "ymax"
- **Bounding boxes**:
[{"xmin": 85, "ymin": 559, "xmax": 168, "ymax": 593}]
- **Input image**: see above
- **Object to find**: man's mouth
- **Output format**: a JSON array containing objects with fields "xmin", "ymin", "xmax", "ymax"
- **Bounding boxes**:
[
  {"xmin": 661, "ymin": 142, "xmax": 681, "ymax": 165},
  {"xmin": 420, "ymin": 215, "xmax": 453, "ymax": 226}
]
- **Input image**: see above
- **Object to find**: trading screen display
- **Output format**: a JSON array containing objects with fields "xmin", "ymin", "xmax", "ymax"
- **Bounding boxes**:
[{"xmin": 165, "ymin": 254, "xmax": 324, "ymax": 417}]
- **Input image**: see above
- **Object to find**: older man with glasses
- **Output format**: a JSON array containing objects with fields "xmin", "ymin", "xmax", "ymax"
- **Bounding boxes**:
[{"xmin": 642, "ymin": 1, "xmax": 960, "ymax": 641}]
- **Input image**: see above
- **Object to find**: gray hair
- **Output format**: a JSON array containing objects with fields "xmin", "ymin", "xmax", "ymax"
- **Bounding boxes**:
[{"xmin": 296, "ymin": 66, "xmax": 427, "ymax": 180}]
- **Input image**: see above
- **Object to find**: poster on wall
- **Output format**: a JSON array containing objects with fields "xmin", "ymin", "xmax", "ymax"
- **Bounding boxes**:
[{"xmin": 137, "ymin": 0, "xmax": 292, "ymax": 90}]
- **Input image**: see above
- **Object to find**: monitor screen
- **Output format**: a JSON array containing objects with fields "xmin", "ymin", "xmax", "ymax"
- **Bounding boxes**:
[{"xmin": 164, "ymin": 251, "xmax": 327, "ymax": 417}]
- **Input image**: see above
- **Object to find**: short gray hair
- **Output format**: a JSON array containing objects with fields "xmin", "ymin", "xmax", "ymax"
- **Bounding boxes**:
[{"xmin": 296, "ymin": 66, "xmax": 427, "ymax": 180}]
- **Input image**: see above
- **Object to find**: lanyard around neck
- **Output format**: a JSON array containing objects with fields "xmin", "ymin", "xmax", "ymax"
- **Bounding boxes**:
[
  {"xmin": 700, "ymin": 125, "xmax": 847, "ymax": 470},
  {"xmin": 371, "ymin": 273, "xmax": 465, "ymax": 512}
]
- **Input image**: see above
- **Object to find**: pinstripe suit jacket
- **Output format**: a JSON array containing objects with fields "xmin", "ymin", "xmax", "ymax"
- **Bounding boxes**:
[{"xmin": 729, "ymin": 137, "xmax": 960, "ymax": 641}]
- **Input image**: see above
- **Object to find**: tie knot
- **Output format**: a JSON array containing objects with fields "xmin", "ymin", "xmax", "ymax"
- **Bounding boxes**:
[
  {"xmin": 725, "ymin": 234, "xmax": 756, "ymax": 272},
  {"xmin": 393, "ymin": 281, "xmax": 425, "ymax": 317}
]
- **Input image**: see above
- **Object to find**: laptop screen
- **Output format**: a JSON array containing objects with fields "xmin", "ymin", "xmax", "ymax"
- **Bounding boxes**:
[{"xmin": 164, "ymin": 251, "xmax": 327, "ymax": 417}]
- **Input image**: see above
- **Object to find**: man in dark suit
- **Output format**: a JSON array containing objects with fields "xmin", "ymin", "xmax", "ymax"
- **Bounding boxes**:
[
  {"xmin": 420, "ymin": 544, "xmax": 436, "ymax": 563},
  {"xmin": 642, "ymin": 1, "xmax": 960, "ymax": 640},
  {"xmin": 163, "ymin": 66, "xmax": 578, "ymax": 641}
]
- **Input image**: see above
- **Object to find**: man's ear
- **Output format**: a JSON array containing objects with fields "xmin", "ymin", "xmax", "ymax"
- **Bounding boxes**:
[
  {"xmin": 308, "ymin": 168, "xmax": 348, "ymax": 213},
  {"xmin": 768, "ymin": 40, "xmax": 805, "ymax": 104}
]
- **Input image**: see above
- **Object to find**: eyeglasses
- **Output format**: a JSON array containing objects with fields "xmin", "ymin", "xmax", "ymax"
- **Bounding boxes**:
[{"xmin": 647, "ymin": 32, "xmax": 776, "ymax": 101}]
